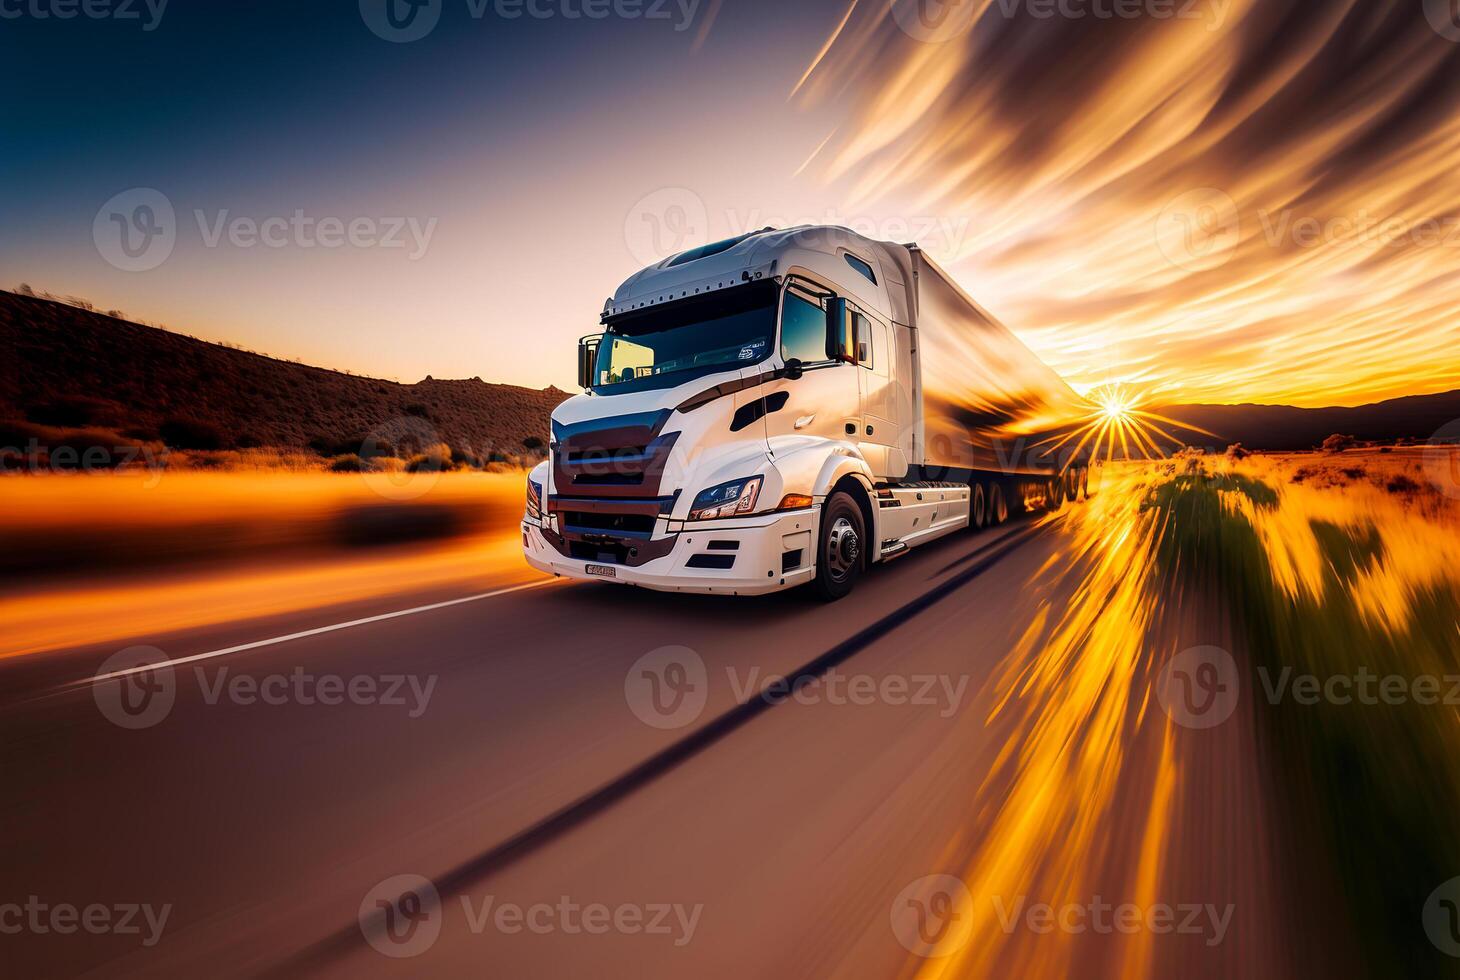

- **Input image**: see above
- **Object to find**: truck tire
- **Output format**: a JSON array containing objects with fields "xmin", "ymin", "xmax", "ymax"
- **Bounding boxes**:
[
  {"xmin": 813, "ymin": 491, "xmax": 865, "ymax": 601},
  {"xmin": 990, "ymin": 484, "xmax": 1008, "ymax": 524},
  {"xmin": 971, "ymin": 483, "xmax": 987, "ymax": 529}
]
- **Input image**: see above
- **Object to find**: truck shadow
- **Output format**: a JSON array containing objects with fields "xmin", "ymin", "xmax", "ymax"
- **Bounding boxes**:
[{"xmin": 541, "ymin": 516, "xmax": 1040, "ymax": 629}]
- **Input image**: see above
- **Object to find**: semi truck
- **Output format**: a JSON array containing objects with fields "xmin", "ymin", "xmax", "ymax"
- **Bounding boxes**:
[{"xmin": 522, "ymin": 225, "xmax": 1092, "ymax": 600}]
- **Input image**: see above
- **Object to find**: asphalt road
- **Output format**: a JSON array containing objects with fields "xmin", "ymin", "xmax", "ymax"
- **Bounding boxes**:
[{"xmin": 0, "ymin": 508, "xmax": 1299, "ymax": 979}]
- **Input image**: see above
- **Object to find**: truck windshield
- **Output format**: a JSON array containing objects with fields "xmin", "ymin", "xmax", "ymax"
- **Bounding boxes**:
[{"xmin": 593, "ymin": 282, "xmax": 777, "ymax": 394}]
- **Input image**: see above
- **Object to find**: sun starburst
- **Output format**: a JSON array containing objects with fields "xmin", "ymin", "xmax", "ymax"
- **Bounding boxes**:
[{"xmin": 1034, "ymin": 383, "xmax": 1222, "ymax": 473}]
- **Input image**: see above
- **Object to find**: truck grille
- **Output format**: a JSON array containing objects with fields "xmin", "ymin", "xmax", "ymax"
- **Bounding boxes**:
[{"xmin": 551, "ymin": 411, "xmax": 678, "ymax": 500}]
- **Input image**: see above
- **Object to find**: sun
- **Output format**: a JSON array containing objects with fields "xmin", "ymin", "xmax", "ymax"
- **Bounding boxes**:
[
  {"xmin": 1098, "ymin": 394, "xmax": 1132, "ymax": 422},
  {"xmin": 1032, "ymin": 382, "xmax": 1222, "ymax": 471}
]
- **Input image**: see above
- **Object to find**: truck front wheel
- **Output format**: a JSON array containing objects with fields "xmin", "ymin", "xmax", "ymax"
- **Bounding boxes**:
[{"xmin": 812, "ymin": 491, "xmax": 865, "ymax": 601}]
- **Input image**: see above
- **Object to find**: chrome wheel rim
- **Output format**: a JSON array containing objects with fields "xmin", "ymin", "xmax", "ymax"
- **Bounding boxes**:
[{"xmin": 826, "ymin": 516, "xmax": 860, "ymax": 581}]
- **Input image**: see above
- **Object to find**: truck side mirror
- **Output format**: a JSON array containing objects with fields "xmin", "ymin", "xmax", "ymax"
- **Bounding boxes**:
[
  {"xmin": 826, "ymin": 298, "xmax": 853, "ymax": 363},
  {"xmin": 577, "ymin": 335, "xmax": 601, "ymax": 389}
]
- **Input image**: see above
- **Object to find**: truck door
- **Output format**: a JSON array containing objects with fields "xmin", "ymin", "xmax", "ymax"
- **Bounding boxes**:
[
  {"xmin": 851, "ymin": 309, "xmax": 901, "ymax": 476},
  {"xmin": 759, "ymin": 281, "xmax": 863, "ymax": 450}
]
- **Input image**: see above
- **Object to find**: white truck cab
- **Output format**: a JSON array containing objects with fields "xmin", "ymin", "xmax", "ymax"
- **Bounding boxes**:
[{"xmin": 522, "ymin": 225, "xmax": 1087, "ymax": 599}]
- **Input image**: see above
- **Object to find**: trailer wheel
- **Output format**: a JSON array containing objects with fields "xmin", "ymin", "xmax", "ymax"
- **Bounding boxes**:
[
  {"xmin": 989, "ymin": 484, "xmax": 1008, "ymax": 524},
  {"xmin": 1045, "ymin": 476, "xmax": 1066, "ymax": 512},
  {"xmin": 971, "ymin": 484, "xmax": 987, "ymax": 529},
  {"xmin": 812, "ymin": 491, "xmax": 865, "ymax": 601},
  {"xmin": 1066, "ymin": 467, "xmax": 1081, "ymax": 503}
]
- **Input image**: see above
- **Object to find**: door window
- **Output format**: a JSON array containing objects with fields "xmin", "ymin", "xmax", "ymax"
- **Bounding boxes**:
[{"xmin": 780, "ymin": 288, "xmax": 834, "ymax": 363}]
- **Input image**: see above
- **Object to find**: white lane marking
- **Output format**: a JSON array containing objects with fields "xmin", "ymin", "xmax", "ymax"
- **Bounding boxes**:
[{"xmin": 81, "ymin": 579, "xmax": 559, "ymax": 687}]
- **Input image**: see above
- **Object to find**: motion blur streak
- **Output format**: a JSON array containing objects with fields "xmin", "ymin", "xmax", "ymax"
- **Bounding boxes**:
[
  {"xmin": 0, "ymin": 473, "xmax": 533, "ymax": 658},
  {"xmin": 795, "ymin": 0, "xmax": 1460, "ymax": 407},
  {"xmin": 1224, "ymin": 455, "xmax": 1460, "ymax": 633},
  {"xmin": 1, "ymin": 535, "xmax": 531, "ymax": 659},
  {"xmin": 915, "ymin": 466, "xmax": 1176, "ymax": 976},
  {"xmin": 914, "ymin": 450, "xmax": 1460, "ymax": 976}
]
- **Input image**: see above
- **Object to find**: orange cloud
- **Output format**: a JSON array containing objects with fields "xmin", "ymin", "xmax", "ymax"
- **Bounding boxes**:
[{"xmin": 793, "ymin": 0, "xmax": 1460, "ymax": 407}]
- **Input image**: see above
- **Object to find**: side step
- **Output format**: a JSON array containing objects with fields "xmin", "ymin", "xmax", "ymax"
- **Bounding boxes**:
[{"xmin": 879, "ymin": 541, "xmax": 911, "ymax": 562}]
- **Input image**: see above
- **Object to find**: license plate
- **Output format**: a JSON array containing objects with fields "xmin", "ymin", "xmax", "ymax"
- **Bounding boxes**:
[{"xmin": 585, "ymin": 564, "xmax": 617, "ymax": 578}]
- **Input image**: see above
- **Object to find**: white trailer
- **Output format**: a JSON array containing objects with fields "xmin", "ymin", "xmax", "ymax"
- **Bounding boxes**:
[{"xmin": 522, "ymin": 225, "xmax": 1090, "ymax": 599}]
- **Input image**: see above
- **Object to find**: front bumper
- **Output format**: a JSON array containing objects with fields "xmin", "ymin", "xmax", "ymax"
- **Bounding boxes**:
[{"xmin": 522, "ymin": 508, "xmax": 818, "ymax": 595}]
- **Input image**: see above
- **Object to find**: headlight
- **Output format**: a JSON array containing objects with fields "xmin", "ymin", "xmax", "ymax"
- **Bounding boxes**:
[
  {"xmin": 688, "ymin": 476, "xmax": 763, "ymax": 521},
  {"xmin": 526, "ymin": 478, "xmax": 543, "ymax": 520}
]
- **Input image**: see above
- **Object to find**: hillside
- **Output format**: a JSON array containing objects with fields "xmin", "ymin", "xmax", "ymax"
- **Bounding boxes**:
[
  {"xmin": 1158, "ymin": 390, "xmax": 1460, "ymax": 451},
  {"xmin": 0, "ymin": 291, "xmax": 570, "ymax": 463}
]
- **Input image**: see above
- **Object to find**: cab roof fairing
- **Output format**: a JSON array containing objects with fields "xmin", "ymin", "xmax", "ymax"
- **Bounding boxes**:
[{"xmin": 601, "ymin": 225, "xmax": 917, "ymax": 327}]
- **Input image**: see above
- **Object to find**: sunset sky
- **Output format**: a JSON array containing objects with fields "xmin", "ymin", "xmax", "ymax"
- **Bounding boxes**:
[{"xmin": 5, "ymin": 0, "xmax": 1458, "ymax": 408}]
